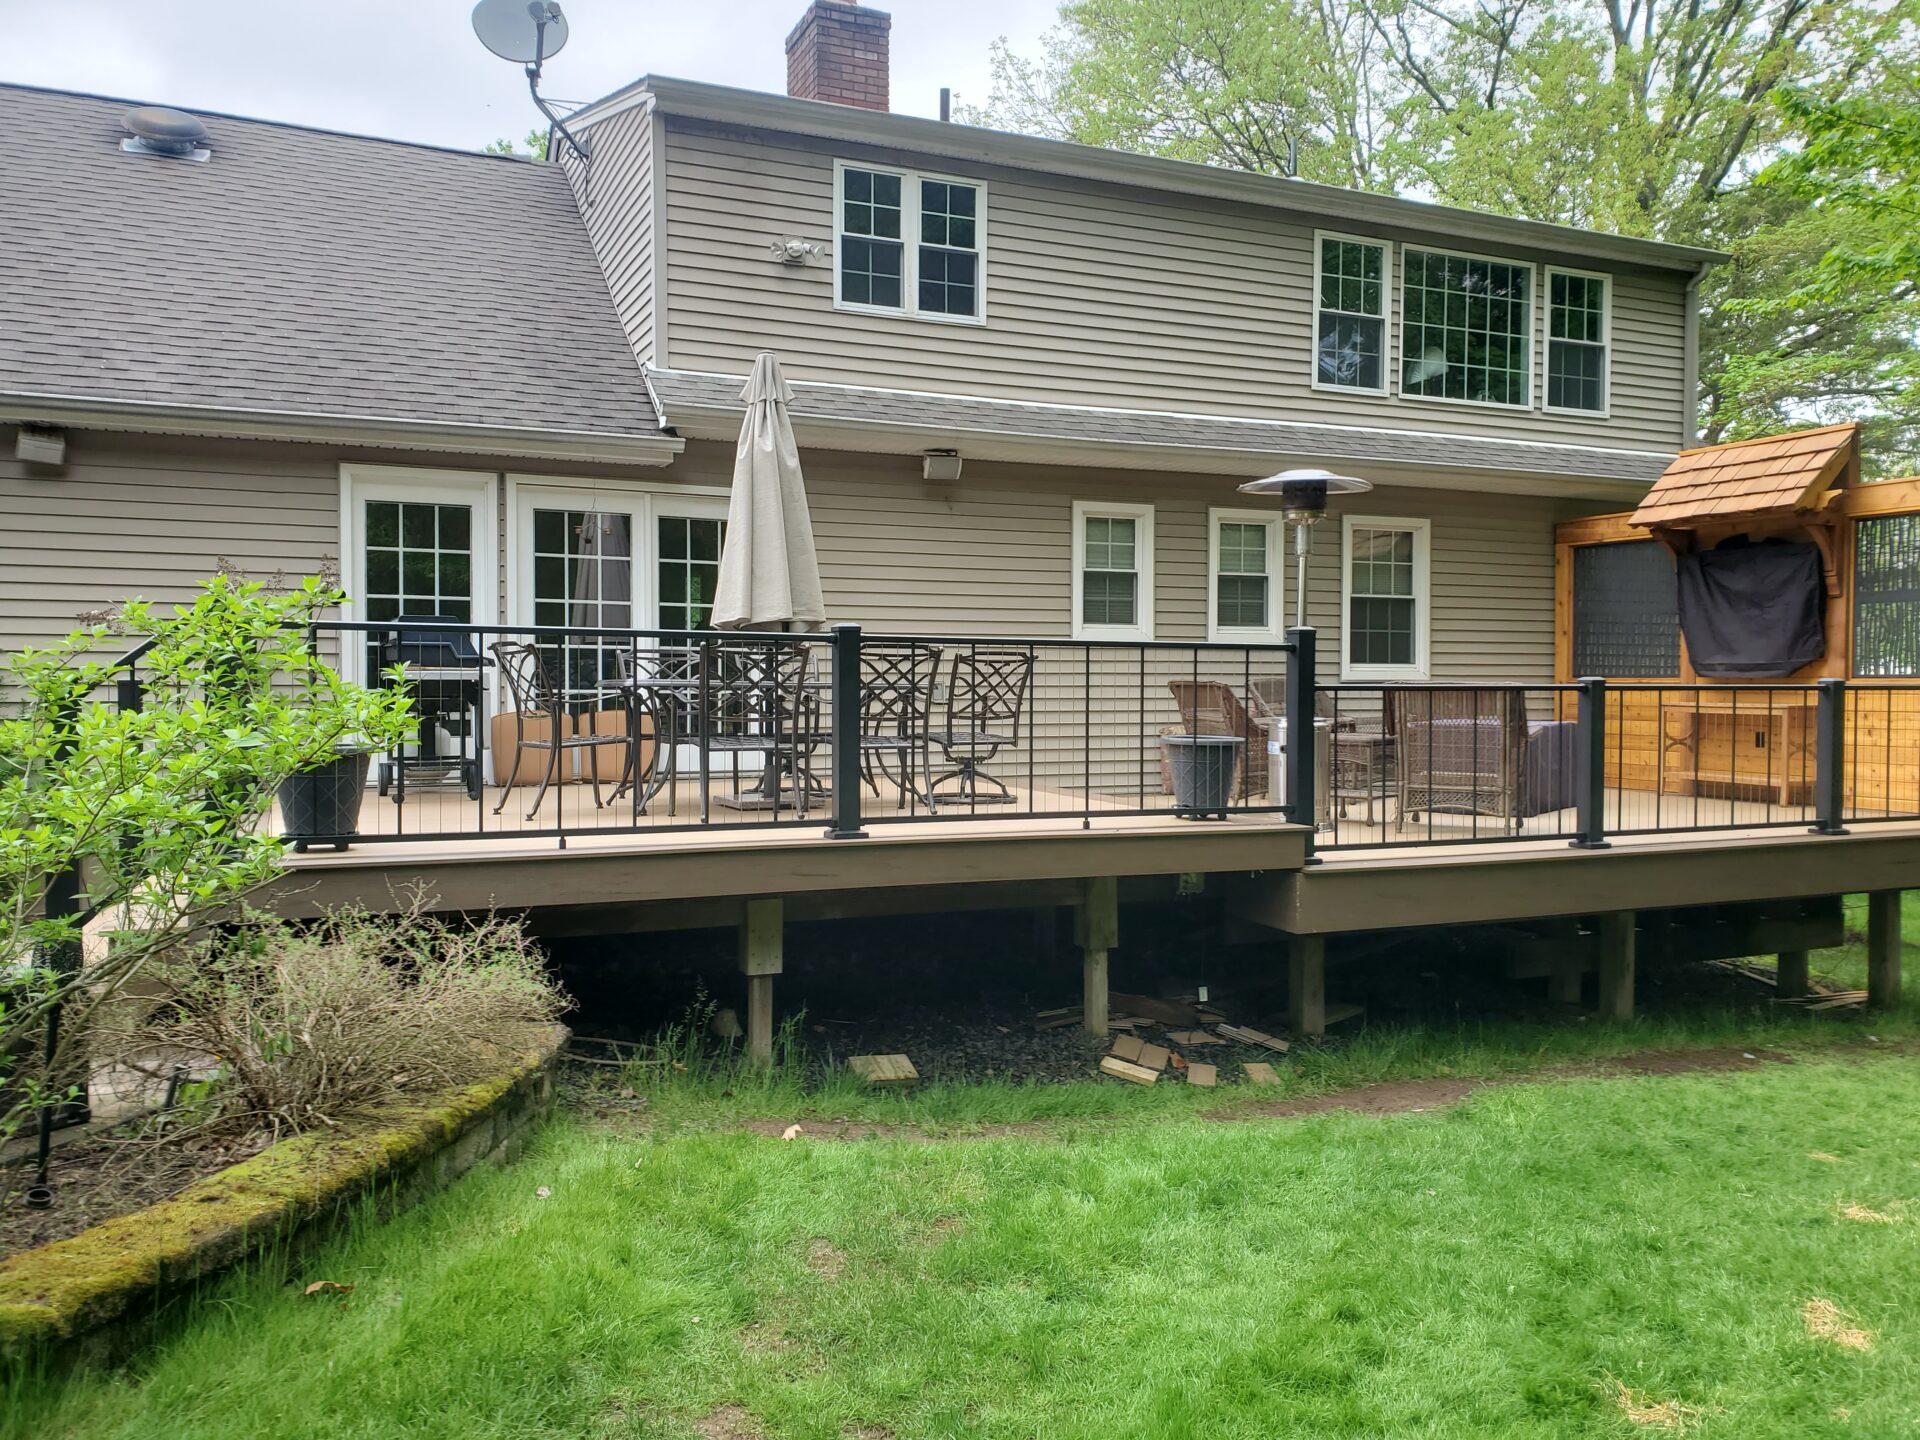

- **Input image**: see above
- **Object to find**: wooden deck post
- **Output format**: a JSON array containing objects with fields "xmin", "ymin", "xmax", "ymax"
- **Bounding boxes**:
[
  {"xmin": 1547, "ymin": 948, "xmax": 1585, "ymax": 1006},
  {"xmin": 1075, "ymin": 877, "xmax": 1118, "ymax": 1035},
  {"xmin": 739, "ymin": 897, "xmax": 784, "ymax": 1067},
  {"xmin": 1597, "ymin": 911, "xmax": 1636, "ymax": 1021},
  {"xmin": 1776, "ymin": 950, "xmax": 1811, "ymax": 1000},
  {"xmin": 1289, "ymin": 934, "xmax": 1326, "ymax": 1037},
  {"xmin": 1867, "ymin": 890, "xmax": 1903, "ymax": 1010}
]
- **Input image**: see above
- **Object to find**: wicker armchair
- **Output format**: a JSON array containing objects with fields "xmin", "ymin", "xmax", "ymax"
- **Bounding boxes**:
[
  {"xmin": 1389, "ymin": 689, "xmax": 1529, "ymax": 832},
  {"xmin": 1166, "ymin": 681, "xmax": 1275, "ymax": 801}
]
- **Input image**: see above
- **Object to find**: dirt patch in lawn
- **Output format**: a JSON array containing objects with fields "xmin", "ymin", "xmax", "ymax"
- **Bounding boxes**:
[
  {"xmin": 696, "ymin": 1404, "xmax": 765, "ymax": 1439},
  {"xmin": 1803, "ymin": 1298, "xmax": 1875, "ymax": 1351},
  {"xmin": 806, "ymin": 1238, "xmax": 849, "ymax": 1280},
  {"xmin": 1211, "ymin": 1047, "xmax": 1794, "ymax": 1122}
]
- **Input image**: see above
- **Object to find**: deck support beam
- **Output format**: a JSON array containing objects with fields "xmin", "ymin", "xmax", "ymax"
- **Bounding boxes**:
[
  {"xmin": 1547, "ymin": 948, "xmax": 1584, "ymax": 1005},
  {"xmin": 1776, "ymin": 949, "xmax": 1811, "ymax": 1000},
  {"xmin": 1076, "ymin": 876, "xmax": 1118, "ymax": 1036},
  {"xmin": 1597, "ymin": 911, "xmax": 1636, "ymax": 1021},
  {"xmin": 739, "ymin": 897, "xmax": 784, "ymax": 1067},
  {"xmin": 1867, "ymin": 890, "xmax": 1903, "ymax": 1010},
  {"xmin": 1289, "ymin": 934, "xmax": 1327, "ymax": 1037}
]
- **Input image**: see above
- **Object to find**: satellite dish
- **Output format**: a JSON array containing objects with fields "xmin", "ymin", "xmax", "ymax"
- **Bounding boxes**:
[{"xmin": 472, "ymin": 0, "xmax": 569, "ymax": 65}]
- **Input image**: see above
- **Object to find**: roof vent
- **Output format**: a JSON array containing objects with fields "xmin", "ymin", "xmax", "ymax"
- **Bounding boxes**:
[{"xmin": 121, "ymin": 107, "xmax": 211, "ymax": 163}]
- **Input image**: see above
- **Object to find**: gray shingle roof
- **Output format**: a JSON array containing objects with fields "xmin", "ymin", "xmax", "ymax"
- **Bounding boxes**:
[
  {"xmin": 646, "ymin": 369, "xmax": 1673, "ymax": 485},
  {"xmin": 0, "ymin": 85, "xmax": 658, "ymax": 440}
]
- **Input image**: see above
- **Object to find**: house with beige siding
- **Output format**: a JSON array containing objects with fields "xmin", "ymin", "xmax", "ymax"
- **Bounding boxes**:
[{"xmin": 10, "ymin": 1, "xmax": 1914, "ymax": 1038}]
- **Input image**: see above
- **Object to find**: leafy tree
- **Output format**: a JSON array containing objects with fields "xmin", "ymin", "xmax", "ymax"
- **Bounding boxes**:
[
  {"xmin": 970, "ymin": 0, "xmax": 1920, "ymax": 472},
  {"xmin": 0, "ymin": 577, "xmax": 414, "ymax": 1163},
  {"xmin": 485, "ymin": 127, "xmax": 552, "ymax": 161}
]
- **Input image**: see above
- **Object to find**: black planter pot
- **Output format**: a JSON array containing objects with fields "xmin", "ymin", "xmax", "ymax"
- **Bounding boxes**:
[
  {"xmin": 1160, "ymin": 734, "xmax": 1244, "ymax": 821},
  {"xmin": 278, "ymin": 749, "xmax": 373, "ymax": 853}
]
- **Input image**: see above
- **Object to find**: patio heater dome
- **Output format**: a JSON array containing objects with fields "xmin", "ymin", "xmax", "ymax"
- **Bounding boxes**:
[{"xmin": 1237, "ymin": 468, "xmax": 1375, "ymax": 625}]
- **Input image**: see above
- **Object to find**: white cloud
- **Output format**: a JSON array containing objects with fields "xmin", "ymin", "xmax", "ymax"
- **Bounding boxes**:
[{"xmin": 0, "ymin": 0, "xmax": 1056, "ymax": 149}]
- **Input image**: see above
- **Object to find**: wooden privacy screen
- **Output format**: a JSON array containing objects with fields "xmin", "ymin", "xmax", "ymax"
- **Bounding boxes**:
[{"xmin": 1555, "ymin": 425, "xmax": 1920, "ymax": 812}]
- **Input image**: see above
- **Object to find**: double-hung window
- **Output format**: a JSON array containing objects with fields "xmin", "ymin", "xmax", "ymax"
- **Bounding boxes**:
[
  {"xmin": 836, "ymin": 162, "xmax": 984, "ymax": 322},
  {"xmin": 1072, "ymin": 500, "xmax": 1154, "ymax": 641},
  {"xmin": 1208, "ymin": 509, "xmax": 1283, "ymax": 641},
  {"xmin": 1401, "ymin": 249, "xmax": 1533, "ymax": 407},
  {"xmin": 1313, "ymin": 233, "xmax": 1389, "ymax": 393},
  {"xmin": 1341, "ymin": 516, "xmax": 1429, "ymax": 679},
  {"xmin": 1545, "ymin": 268, "xmax": 1609, "ymax": 414}
]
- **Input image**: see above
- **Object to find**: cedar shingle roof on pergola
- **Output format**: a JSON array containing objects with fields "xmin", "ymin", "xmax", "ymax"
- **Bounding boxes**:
[{"xmin": 1630, "ymin": 424, "xmax": 1859, "ymax": 529}]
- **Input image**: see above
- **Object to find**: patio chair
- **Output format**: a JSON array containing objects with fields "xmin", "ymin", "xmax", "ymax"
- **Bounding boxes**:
[
  {"xmin": 702, "ymin": 638, "xmax": 823, "ymax": 815},
  {"xmin": 489, "ymin": 640, "xmax": 634, "ymax": 821},
  {"xmin": 1166, "ymin": 680, "xmax": 1273, "ymax": 801},
  {"xmin": 1389, "ymin": 688, "xmax": 1529, "ymax": 833},
  {"xmin": 857, "ymin": 641, "xmax": 944, "ymax": 811},
  {"xmin": 929, "ymin": 647, "xmax": 1035, "ymax": 805}
]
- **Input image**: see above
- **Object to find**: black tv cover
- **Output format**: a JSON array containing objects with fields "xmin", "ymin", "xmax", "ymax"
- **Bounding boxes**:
[{"xmin": 1676, "ymin": 536, "xmax": 1825, "ymax": 677}]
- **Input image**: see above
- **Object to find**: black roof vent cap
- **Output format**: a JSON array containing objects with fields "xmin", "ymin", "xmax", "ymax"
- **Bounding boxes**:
[{"xmin": 122, "ymin": 106, "xmax": 211, "ymax": 163}]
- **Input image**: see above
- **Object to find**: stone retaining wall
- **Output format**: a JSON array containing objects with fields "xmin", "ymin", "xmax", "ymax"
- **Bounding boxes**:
[{"xmin": 0, "ymin": 1024, "xmax": 568, "ymax": 1371}]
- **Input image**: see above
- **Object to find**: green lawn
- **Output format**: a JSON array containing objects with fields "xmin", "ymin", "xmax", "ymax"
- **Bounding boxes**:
[{"xmin": 9, "ymin": 1045, "xmax": 1920, "ymax": 1440}]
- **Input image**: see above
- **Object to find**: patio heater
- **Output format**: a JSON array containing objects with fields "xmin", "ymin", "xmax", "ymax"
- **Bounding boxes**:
[{"xmin": 1237, "ymin": 467, "xmax": 1374, "ymax": 625}]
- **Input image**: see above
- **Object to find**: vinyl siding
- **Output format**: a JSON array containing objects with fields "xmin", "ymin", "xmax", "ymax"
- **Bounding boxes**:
[
  {"xmin": 563, "ymin": 103, "xmax": 658, "ymax": 367},
  {"xmin": 660, "ymin": 120, "xmax": 1690, "ymax": 453}
]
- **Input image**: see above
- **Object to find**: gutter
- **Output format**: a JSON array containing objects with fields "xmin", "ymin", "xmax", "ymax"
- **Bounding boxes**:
[
  {"xmin": 1682, "ymin": 262, "xmax": 1710, "ymax": 448},
  {"xmin": 581, "ymin": 77, "xmax": 1729, "ymax": 276},
  {"xmin": 0, "ymin": 393, "xmax": 686, "ymax": 468}
]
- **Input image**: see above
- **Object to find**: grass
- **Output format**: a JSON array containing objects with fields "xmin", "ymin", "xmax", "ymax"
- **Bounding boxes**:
[
  {"xmin": 4, "ymin": 903, "xmax": 1916, "ymax": 1438},
  {"xmin": 8, "ymin": 1047, "xmax": 1920, "ymax": 1437}
]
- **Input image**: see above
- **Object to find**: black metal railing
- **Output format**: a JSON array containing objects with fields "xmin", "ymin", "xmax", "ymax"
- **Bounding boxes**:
[{"xmin": 282, "ymin": 621, "xmax": 1304, "ymax": 849}]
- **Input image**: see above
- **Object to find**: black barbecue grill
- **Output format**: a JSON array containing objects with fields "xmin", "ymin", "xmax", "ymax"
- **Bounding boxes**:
[{"xmin": 377, "ymin": 617, "xmax": 488, "ymax": 801}]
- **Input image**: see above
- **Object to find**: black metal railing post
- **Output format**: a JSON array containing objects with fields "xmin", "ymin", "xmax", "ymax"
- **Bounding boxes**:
[
  {"xmin": 825, "ymin": 624, "xmax": 867, "ymax": 840},
  {"xmin": 1811, "ymin": 677, "xmax": 1848, "ymax": 835},
  {"xmin": 1284, "ymin": 627, "xmax": 1317, "ymax": 860},
  {"xmin": 1571, "ymin": 676, "xmax": 1610, "ymax": 849}
]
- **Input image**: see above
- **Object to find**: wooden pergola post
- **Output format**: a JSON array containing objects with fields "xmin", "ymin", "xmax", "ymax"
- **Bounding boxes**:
[
  {"xmin": 739, "ymin": 897, "xmax": 784, "ymax": 1067},
  {"xmin": 1867, "ymin": 890, "xmax": 1903, "ymax": 1010},
  {"xmin": 1076, "ymin": 877, "xmax": 1118, "ymax": 1036},
  {"xmin": 1597, "ymin": 911, "xmax": 1636, "ymax": 1021},
  {"xmin": 1289, "ymin": 934, "xmax": 1326, "ymax": 1037}
]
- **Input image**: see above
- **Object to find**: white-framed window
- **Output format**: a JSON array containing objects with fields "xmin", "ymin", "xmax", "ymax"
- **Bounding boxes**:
[
  {"xmin": 339, "ymin": 464, "xmax": 499, "ymax": 686},
  {"xmin": 1071, "ymin": 500, "xmax": 1154, "ymax": 641},
  {"xmin": 834, "ymin": 160, "xmax": 986, "ymax": 324},
  {"xmin": 1400, "ymin": 247, "xmax": 1534, "ymax": 408},
  {"xmin": 1545, "ymin": 267, "xmax": 1610, "ymax": 415},
  {"xmin": 1312, "ymin": 232, "xmax": 1390, "ymax": 394},
  {"xmin": 1341, "ymin": 515, "xmax": 1430, "ymax": 680},
  {"xmin": 1207, "ymin": 508, "xmax": 1283, "ymax": 642}
]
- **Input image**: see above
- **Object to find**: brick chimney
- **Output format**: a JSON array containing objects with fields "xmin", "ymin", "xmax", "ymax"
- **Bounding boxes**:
[{"xmin": 786, "ymin": 1, "xmax": 891, "ymax": 111}]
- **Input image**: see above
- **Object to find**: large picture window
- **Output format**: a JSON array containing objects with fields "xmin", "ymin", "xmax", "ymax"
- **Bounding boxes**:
[
  {"xmin": 1401, "ymin": 249, "xmax": 1533, "ymax": 407},
  {"xmin": 836, "ymin": 163, "xmax": 984, "ymax": 322},
  {"xmin": 1342, "ymin": 516, "xmax": 1429, "ymax": 679},
  {"xmin": 1313, "ymin": 233, "xmax": 1389, "ymax": 393},
  {"xmin": 1546, "ymin": 268, "xmax": 1609, "ymax": 414}
]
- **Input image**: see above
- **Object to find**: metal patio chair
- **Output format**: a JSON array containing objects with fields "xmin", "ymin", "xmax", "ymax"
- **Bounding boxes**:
[
  {"xmin": 489, "ymin": 640, "xmax": 634, "ymax": 821},
  {"xmin": 702, "ymin": 638, "xmax": 823, "ymax": 815},
  {"xmin": 857, "ymin": 641, "xmax": 944, "ymax": 811},
  {"xmin": 929, "ymin": 647, "xmax": 1034, "ymax": 805}
]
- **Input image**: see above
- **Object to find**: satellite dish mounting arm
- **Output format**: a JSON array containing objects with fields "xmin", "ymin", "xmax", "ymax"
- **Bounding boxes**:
[{"xmin": 527, "ymin": 10, "xmax": 589, "ymax": 163}]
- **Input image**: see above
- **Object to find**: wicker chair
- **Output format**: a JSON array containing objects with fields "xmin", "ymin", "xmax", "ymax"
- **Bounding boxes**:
[
  {"xmin": 1389, "ymin": 689, "xmax": 1529, "ymax": 832},
  {"xmin": 1166, "ymin": 681, "xmax": 1274, "ymax": 800}
]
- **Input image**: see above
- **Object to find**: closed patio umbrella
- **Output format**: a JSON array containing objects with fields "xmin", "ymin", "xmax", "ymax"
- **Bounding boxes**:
[{"xmin": 712, "ymin": 352, "xmax": 826, "ymax": 632}]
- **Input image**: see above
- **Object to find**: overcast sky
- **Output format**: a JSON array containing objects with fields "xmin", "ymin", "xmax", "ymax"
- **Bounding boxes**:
[{"xmin": 0, "ymin": 0, "xmax": 1057, "ymax": 150}]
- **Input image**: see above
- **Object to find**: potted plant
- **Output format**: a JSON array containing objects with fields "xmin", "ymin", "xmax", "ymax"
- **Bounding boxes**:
[
  {"xmin": 277, "ymin": 743, "xmax": 376, "ymax": 853},
  {"xmin": 1159, "ymin": 734, "xmax": 1244, "ymax": 820}
]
